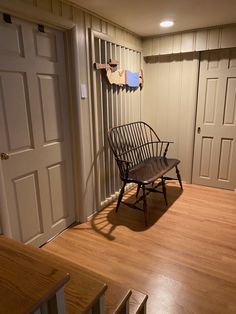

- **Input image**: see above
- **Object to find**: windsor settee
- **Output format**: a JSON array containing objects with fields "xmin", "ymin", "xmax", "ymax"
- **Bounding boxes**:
[{"xmin": 107, "ymin": 121, "xmax": 183, "ymax": 225}]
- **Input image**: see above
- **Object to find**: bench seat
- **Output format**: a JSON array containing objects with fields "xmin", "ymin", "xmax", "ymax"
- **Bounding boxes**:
[{"xmin": 128, "ymin": 157, "xmax": 180, "ymax": 184}]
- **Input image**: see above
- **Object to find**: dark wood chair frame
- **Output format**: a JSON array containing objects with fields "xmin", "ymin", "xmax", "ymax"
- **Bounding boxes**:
[{"xmin": 107, "ymin": 121, "xmax": 183, "ymax": 225}]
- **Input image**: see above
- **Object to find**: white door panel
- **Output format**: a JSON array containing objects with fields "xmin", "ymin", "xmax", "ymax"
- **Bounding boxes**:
[
  {"xmin": 193, "ymin": 49, "xmax": 236, "ymax": 190},
  {"xmin": 0, "ymin": 15, "xmax": 75, "ymax": 246}
]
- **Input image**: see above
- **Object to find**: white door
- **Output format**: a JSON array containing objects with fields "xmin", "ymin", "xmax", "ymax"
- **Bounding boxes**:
[
  {"xmin": 192, "ymin": 49, "xmax": 236, "ymax": 190},
  {"xmin": 0, "ymin": 15, "xmax": 75, "ymax": 246}
]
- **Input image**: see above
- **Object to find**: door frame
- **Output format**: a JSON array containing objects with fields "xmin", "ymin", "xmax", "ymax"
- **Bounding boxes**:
[
  {"xmin": 190, "ymin": 53, "xmax": 201, "ymax": 184},
  {"xmin": 0, "ymin": 3, "xmax": 82, "ymax": 237}
]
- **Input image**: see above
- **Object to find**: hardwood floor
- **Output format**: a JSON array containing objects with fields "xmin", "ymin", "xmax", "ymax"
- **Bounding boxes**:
[{"xmin": 43, "ymin": 183, "xmax": 236, "ymax": 314}]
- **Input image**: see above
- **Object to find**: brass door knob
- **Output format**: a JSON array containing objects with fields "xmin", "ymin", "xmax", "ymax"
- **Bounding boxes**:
[{"xmin": 1, "ymin": 152, "xmax": 9, "ymax": 160}]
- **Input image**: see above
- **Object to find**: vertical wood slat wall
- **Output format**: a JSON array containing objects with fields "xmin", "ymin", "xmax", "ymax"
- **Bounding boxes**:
[
  {"xmin": 91, "ymin": 33, "xmax": 142, "ymax": 209},
  {"xmin": 143, "ymin": 25, "xmax": 236, "ymax": 57}
]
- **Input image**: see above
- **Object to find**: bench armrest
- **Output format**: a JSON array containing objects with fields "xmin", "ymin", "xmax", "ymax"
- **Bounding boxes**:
[
  {"xmin": 159, "ymin": 141, "xmax": 174, "ymax": 144},
  {"xmin": 116, "ymin": 158, "xmax": 133, "ymax": 165},
  {"xmin": 143, "ymin": 140, "xmax": 173, "ymax": 157},
  {"xmin": 116, "ymin": 158, "xmax": 133, "ymax": 179},
  {"xmin": 157, "ymin": 141, "xmax": 174, "ymax": 157}
]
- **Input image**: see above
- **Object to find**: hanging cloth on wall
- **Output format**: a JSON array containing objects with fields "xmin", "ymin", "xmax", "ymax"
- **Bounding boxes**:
[
  {"xmin": 106, "ymin": 68, "xmax": 126, "ymax": 86},
  {"xmin": 126, "ymin": 70, "xmax": 140, "ymax": 88},
  {"xmin": 94, "ymin": 59, "xmax": 144, "ymax": 89},
  {"xmin": 139, "ymin": 69, "xmax": 144, "ymax": 88}
]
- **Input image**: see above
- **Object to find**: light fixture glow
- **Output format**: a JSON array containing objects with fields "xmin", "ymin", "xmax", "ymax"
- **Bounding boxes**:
[{"xmin": 160, "ymin": 20, "xmax": 174, "ymax": 28}]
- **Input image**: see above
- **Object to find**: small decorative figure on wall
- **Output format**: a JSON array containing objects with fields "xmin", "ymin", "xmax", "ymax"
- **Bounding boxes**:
[{"xmin": 94, "ymin": 59, "xmax": 144, "ymax": 88}]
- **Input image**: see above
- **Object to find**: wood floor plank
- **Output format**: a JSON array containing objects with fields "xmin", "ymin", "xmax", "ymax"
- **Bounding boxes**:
[{"xmin": 43, "ymin": 183, "xmax": 236, "ymax": 314}]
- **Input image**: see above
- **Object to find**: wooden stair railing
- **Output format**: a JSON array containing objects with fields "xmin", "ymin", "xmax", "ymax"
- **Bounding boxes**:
[
  {"xmin": 0, "ymin": 236, "xmax": 148, "ymax": 314},
  {"xmin": 0, "ymin": 236, "xmax": 107, "ymax": 314},
  {"xmin": 129, "ymin": 290, "xmax": 148, "ymax": 314},
  {"xmin": 75, "ymin": 267, "xmax": 148, "ymax": 314},
  {"xmin": 0, "ymin": 236, "xmax": 70, "ymax": 314}
]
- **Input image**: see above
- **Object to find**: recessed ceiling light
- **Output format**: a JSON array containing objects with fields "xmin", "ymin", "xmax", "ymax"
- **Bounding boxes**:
[{"xmin": 160, "ymin": 20, "xmax": 174, "ymax": 28}]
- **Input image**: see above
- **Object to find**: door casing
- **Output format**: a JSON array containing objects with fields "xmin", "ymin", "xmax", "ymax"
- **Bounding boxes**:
[
  {"xmin": 192, "ymin": 48, "xmax": 236, "ymax": 190},
  {"xmin": 0, "ymin": 11, "xmax": 80, "ymax": 242}
]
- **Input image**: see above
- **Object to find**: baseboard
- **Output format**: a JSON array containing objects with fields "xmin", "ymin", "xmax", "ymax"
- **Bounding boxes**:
[{"xmin": 86, "ymin": 183, "xmax": 136, "ymax": 222}]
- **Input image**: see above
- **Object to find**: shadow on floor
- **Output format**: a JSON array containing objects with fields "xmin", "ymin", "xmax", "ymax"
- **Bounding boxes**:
[{"xmin": 90, "ymin": 184, "xmax": 183, "ymax": 240}]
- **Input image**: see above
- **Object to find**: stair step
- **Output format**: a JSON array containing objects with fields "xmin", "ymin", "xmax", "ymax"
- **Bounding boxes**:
[
  {"xmin": 37, "ymin": 256, "xmax": 108, "ymax": 313},
  {"xmin": 53, "ymin": 260, "xmax": 107, "ymax": 313},
  {"xmin": 61, "ymin": 263, "xmax": 132, "ymax": 314},
  {"xmin": 105, "ymin": 285, "xmax": 131, "ymax": 314},
  {"xmin": 41, "ymin": 246, "xmax": 134, "ymax": 313},
  {"xmin": 129, "ymin": 289, "xmax": 148, "ymax": 314},
  {"xmin": 82, "ymin": 269, "xmax": 147, "ymax": 314},
  {"xmin": 42, "ymin": 245, "xmax": 148, "ymax": 313},
  {"xmin": 2, "ymin": 237, "xmax": 147, "ymax": 314},
  {"xmin": 63, "ymin": 264, "xmax": 132, "ymax": 314}
]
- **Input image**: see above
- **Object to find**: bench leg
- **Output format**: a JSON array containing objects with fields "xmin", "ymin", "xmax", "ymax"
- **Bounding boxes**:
[
  {"xmin": 175, "ymin": 166, "xmax": 183, "ymax": 190},
  {"xmin": 136, "ymin": 183, "xmax": 141, "ymax": 198},
  {"xmin": 161, "ymin": 177, "xmax": 168, "ymax": 206},
  {"xmin": 116, "ymin": 181, "xmax": 126, "ymax": 212},
  {"xmin": 142, "ymin": 185, "xmax": 148, "ymax": 226}
]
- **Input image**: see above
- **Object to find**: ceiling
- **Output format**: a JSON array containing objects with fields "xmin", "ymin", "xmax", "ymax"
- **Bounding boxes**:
[{"xmin": 70, "ymin": 0, "xmax": 236, "ymax": 37}]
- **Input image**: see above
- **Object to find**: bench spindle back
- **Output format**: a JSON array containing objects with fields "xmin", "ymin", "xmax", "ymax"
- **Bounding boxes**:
[{"xmin": 108, "ymin": 121, "xmax": 161, "ymax": 179}]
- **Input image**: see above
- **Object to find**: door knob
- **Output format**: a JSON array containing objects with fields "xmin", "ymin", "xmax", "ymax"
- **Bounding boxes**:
[
  {"xmin": 197, "ymin": 127, "xmax": 201, "ymax": 134},
  {"xmin": 1, "ymin": 152, "xmax": 9, "ymax": 160}
]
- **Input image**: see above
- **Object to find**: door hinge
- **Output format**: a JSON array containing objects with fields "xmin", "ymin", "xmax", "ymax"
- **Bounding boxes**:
[
  {"xmin": 38, "ymin": 24, "xmax": 45, "ymax": 33},
  {"xmin": 3, "ymin": 13, "xmax": 12, "ymax": 24}
]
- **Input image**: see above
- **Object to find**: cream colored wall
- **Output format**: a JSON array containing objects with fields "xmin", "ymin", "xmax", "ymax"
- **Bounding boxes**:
[
  {"xmin": 1, "ymin": 0, "xmax": 235, "ymax": 225},
  {"xmin": 142, "ymin": 24, "xmax": 236, "ymax": 183},
  {"xmin": 143, "ymin": 53, "xmax": 199, "ymax": 182},
  {"xmin": 0, "ymin": 0, "xmax": 142, "ymax": 222},
  {"xmin": 143, "ymin": 25, "xmax": 236, "ymax": 57}
]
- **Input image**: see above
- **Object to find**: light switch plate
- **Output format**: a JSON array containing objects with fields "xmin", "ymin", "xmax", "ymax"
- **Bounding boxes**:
[{"xmin": 81, "ymin": 84, "xmax": 87, "ymax": 99}]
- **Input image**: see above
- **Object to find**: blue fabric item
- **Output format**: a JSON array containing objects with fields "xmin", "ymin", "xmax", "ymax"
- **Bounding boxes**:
[{"xmin": 126, "ymin": 70, "xmax": 139, "ymax": 87}]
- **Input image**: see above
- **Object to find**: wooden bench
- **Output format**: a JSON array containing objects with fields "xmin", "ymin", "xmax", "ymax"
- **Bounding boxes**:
[{"xmin": 108, "ymin": 121, "xmax": 183, "ymax": 225}]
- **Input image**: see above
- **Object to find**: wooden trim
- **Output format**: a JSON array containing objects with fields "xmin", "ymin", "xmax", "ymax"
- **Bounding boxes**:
[
  {"xmin": 64, "ymin": 29, "xmax": 80, "ymax": 223},
  {"xmin": 90, "ymin": 29, "xmax": 102, "ymax": 211},
  {"xmin": 0, "ymin": 163, "xmax": 11, "ymax": 237},
  {"xmin": 86, "ymin": 183, "xmax": 135, "ymax": 221},
  {"xmin": 0, "ymin": 0, "xmax": 75, "ymax": 30},
  {"xmin": 91, "ymin": 29, "xmax": 142, "ymax": 52}
]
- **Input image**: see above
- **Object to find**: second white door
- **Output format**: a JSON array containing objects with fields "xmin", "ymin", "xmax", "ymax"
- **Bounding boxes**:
[{"xmin": 192, "ymin": 49, "xmax": 236, "ymax": 190}]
